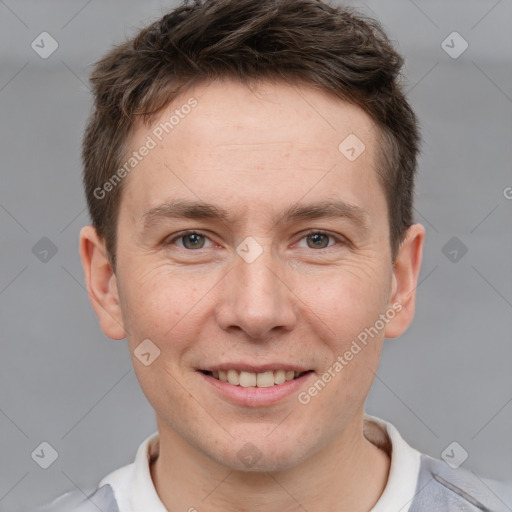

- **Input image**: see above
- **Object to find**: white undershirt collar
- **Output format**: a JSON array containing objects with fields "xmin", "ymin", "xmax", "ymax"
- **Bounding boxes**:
[{"xmin": 100, "ymin": 414, "xmax": 421, "ymax": 512}]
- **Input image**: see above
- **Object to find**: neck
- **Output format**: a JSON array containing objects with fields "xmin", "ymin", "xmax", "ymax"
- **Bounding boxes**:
[{"xmin": 151, "ymin": 412, "xmax": 390, "ymax": 512}]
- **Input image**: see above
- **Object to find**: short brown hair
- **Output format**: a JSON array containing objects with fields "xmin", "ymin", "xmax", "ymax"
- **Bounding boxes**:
[{"xmin": 82, "ymin": 0, "xmax": 420, "ymax": 270}]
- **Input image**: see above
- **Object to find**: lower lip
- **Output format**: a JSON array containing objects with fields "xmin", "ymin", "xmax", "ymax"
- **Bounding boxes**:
[{"xmin": 199, "ymin": 371, "xmax": 314, "ymax": 407}]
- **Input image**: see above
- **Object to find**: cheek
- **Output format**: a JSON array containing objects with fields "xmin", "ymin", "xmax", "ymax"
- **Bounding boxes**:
[
  {"xmin": 297, "ymin": 259, "xmax": 390, "ymax": 341},
  {"xmin": 119, "ymin": 261, "xmax": 216, "ymax": 352}
]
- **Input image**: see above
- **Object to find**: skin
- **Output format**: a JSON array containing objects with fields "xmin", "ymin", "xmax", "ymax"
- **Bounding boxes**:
[{"xmin": 80, "ymin": 78, "xmax": 425, "ymax": 511}]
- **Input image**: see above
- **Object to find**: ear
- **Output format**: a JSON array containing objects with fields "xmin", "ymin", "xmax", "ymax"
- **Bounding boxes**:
[
  {"xmin": 384, "ymin": 223, "xmax": 425, "ymax": 339},
  {"xmin": 79, "ymin": 225, "xmax": 126, "ymax": 340}
]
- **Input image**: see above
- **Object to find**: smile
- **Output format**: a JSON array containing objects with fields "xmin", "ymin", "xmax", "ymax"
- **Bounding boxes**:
[
  {"xmin": 201, "ymin": 369, "xmax": 312, "ymax": 388},
  {"xmin": 198, "ymin": 366, "xmax": 315, "ymax": 407}
]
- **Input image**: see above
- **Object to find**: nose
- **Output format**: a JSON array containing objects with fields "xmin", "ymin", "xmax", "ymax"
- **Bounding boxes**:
[{"xmin": 215, "ymin": 246, "xmax": 298, "ymax": 340}]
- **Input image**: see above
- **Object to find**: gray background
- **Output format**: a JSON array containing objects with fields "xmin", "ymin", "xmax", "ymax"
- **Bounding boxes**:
[{"xmin": 1, "ymin": 0, "xmax": 511, "ymax": 510}]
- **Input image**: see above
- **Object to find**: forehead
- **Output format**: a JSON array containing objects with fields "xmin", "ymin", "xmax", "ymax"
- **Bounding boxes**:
[{"xmin": 121, "ymin": 78, "xmax": 384, "ymax": 225}]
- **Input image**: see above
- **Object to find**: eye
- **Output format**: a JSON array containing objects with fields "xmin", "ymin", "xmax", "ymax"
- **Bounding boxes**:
[
  {"xmin": 166, "ymin": 230, "xmax": 345, "ymax": 251},
  {"xmin": 296, "ymin": 230, "xmax": 343, "ymax": 250},
  {"xmin": 167, "ymin": 231, "xmax": 214, "ymax": 250}
]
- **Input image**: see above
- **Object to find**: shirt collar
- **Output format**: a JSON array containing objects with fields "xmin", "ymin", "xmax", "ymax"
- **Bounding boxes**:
[{"xmin": 110, "ymin": 414, "xmax": 421, "ymax": 511}]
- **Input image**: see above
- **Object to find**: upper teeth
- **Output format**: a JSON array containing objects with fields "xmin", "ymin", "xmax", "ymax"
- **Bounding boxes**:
[{"xmin": 212, "ymin": 369, "xmax": 302, "ymax": 387}]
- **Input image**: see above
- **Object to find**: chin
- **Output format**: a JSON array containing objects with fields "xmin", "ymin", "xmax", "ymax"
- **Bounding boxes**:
[
  {"xmin": 212, "ymin": 433, "xmax": 311, "ymax": 473},
  {"xmin": 220, "ymin": 452, "xmax": 304, "ymax": 473}
]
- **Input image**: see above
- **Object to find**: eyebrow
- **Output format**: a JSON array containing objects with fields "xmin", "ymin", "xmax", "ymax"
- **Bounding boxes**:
[{"xmin": 141, "ymin": 198, "xmax": 370, "ymax": 232}]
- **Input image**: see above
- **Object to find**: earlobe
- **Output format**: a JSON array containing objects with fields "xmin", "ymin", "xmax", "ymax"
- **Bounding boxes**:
[
  {"xmin": 79, "ymin": 225, "xmax": 126, "ymax": 340},
  {"xmin": 384, "ymin": 223, "xmax": 425, "ymax": 339}
]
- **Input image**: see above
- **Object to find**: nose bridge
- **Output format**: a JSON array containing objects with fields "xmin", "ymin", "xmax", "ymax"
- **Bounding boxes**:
[{"xmin": 216, "ymin": 243, "xmax": 296, "ymax": 339}]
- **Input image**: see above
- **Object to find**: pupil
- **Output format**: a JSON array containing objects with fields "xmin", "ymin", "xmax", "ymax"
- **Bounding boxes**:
[
  {"xmin": 308, "ymin": 233, "xmax": 328, "ymax": 249},
  {"xmin": 184, "ymin": 233, "xmax": 204, "ymax": 249}
]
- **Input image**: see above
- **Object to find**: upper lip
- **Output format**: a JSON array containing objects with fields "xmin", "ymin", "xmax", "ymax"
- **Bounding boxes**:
[{"xmin": 199, "ymin": 364, "xmax": 312, "ymax": 373}]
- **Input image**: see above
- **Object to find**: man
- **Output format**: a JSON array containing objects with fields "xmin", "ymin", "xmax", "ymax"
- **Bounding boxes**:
[{"xmin": 40, "ymin": 0, "xmax": 507, "ymax": 510}]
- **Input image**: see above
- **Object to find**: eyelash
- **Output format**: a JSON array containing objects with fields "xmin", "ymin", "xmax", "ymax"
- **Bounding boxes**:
[{"xmin": 166, "ymin": 229, "xmax": 346, "ymax": 251}]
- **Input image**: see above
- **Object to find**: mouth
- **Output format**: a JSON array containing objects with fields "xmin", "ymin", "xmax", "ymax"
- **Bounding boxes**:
[{"xmin": 199, "ymin": 368, "xmax": 314, "ymax": 388}]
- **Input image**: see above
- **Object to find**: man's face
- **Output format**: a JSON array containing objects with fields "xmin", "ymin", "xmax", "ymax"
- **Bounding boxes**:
[{"xmin": 90, "ymin": 79, "xmax": 417, "ymax": 471}]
